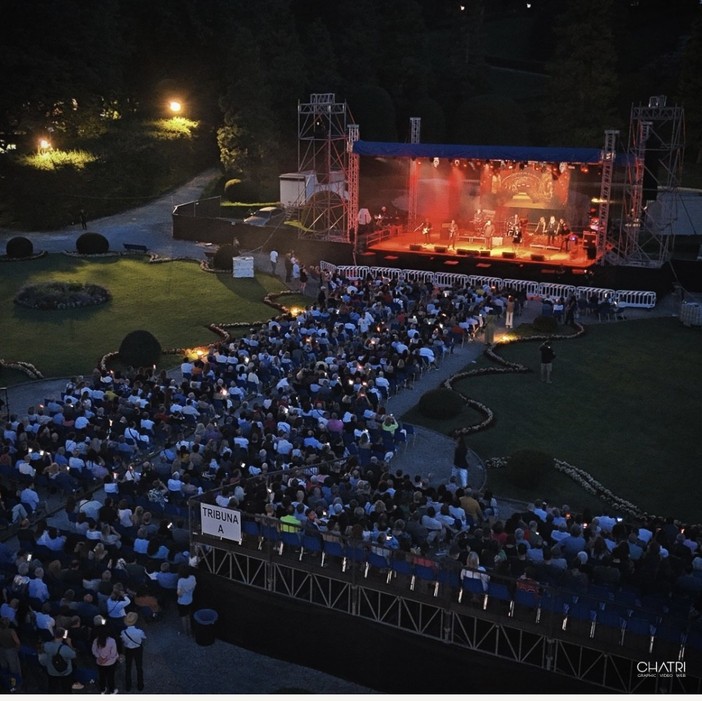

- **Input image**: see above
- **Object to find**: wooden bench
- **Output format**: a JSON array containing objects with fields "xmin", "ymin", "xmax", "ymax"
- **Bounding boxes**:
[{"xmin": 123, "ymin": 243, "xmax": 149, "ymax": 253}]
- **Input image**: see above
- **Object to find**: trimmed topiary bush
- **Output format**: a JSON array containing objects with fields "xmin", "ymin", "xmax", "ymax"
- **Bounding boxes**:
[
  {"xmin": 76, "ymin": 232, "xmax": 109, "ymax": 254},
  {"xmin": 118, "ymin": 330, "xmax": 162, "ymax": 368},
  {"xmin": 533, "ymin": 315, "xmax": 559, "ymax": 333},
  {"xmin": 418, "ymin": 387, "xmax": 465, "ymax": 420},
  {"xmin": 6, "ymin": 236, "xmax": 34, "ymax": 258},
  {"xmin": 506, "ymin": 449, "xmax": 553, "ymax": 489},
  {"xmin": 213, "ymin": 241, "xmax": 241, "ymax": 270},
  {"xmin": 223, "ymin": 178, "xmax": 259, "ymax": 203}
]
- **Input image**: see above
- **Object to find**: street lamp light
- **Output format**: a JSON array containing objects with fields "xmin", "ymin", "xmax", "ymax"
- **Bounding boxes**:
[
  {"xmin": 38, "ymin": 138, "xmax": 51, "ymax": 152},
  {"xmin": 169, "ymin": 100, "xmax": 182, "ymax": 114}
]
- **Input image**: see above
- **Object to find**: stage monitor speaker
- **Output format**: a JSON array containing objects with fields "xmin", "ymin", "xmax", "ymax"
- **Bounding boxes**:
[
  {"xmin": 434, "ymin": 245, "xmax": 447, "ymax": 253},
  {"xmin": 530, "ymin": 253, "xmax": 545, "ymax": 262},
  {"xmin": 456, "ymin": 248, "xmax": 468, "ymax": 255},
  {"xmin": 409, "ymin": 243, "xmax": 422, "ymax": 252},
  {"xmin": 479, "ymin": 250, "xmax": 491, "ymax": 258},
  {"xmin": 502, "ymin": 251, "xmax": 516, "ymax": 259},
  {"xmin": 583, "ymin": 232, "xmax": 596, "ymax": 245},
  {"xmin": 466, "ymin": 249, "xmax": 480, "ymax": 256}
]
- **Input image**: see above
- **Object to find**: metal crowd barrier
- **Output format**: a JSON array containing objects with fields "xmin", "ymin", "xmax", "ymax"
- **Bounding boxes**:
[{"xmin": 320, "ymin": 262, "xmax": 657, "ymax": 309}]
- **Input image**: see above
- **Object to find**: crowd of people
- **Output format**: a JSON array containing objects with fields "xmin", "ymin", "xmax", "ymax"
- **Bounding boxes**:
[{"xmin": 0, "ymin": 267, "xmax": 699, "ymax": 689}]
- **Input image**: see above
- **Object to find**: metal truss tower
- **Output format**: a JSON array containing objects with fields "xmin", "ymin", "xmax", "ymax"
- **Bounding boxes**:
[
  {"xmin": 407, "ymin": 117, "xmax": 421, "ymax": 230},
  {"xmin": 615, "ymin": 96, "xmax": 685, "ymax": 267},
  {"xmin": 597, "ymin": 130, "xmax": 618, "ymax": 263},
  {"xmin": 297, "ymin": 93, "xmax": 352, "ymax": 241},
  {"xmin": 347, "ymin": 123, "xmax": 360, "ymax": 247}
]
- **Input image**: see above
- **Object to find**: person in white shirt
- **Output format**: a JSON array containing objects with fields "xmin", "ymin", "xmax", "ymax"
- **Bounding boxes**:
[
  {"xmin": 17, "ymin": 458, "xmax": 36, "ymax": 478},
  {"xmin": 269, "ymin": 249, "xmax": 279, "ymax": 275},
  {"xmin": 120, "ymin": 612, "xmax": 147, "ymax": 692},
  {"xmin": 167, "ymin": 473, "xmax": 183, "ymax": 498}
]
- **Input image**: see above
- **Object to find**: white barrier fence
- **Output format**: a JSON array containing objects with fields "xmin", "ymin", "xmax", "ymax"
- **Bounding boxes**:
[{"xmin": 320, "ymin": 261, "xmax": 657, "ymax": 309}]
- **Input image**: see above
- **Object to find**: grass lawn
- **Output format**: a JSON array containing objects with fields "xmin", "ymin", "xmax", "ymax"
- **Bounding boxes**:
[
  {"xmin": 403, "ymin": 318, "xmax": 702, "ymax": 522},
  {"xmin": 0, "ymin": 255, "xmax": 307, "ymax": 380}
]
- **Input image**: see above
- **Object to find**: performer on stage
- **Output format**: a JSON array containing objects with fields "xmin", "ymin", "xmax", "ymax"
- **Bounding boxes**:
[
  {"xmin": 472, "ymin": 208, "xmax": 485, "ymax": 232},
  {"xmin": 483, "ymin": 219, "xmax": 495, "ymax": 246},
  {"xmin": 420, "ymin": 218, "xmax": 432, "ymax": 242},
  {"xmin": 375, "ymin": 206, "xmax": 390, "ymax": 230},
  {"xmin": 557, "ymin": 218, "xmax": 570, "ymax": 251},
  {"xmin": 546, "ymin": 215, "xmax": 557, "ymax": 246},
  {"xmin": 534, "ymin": 216, "xmax": 546, "ymax": 236},
  {"xmin": 448, "ymin": 219, "xmax": 458, "ymax": 249},
  {"xmin": 508, "ymin": 214, "xmax": 522, "ymax": 247}
]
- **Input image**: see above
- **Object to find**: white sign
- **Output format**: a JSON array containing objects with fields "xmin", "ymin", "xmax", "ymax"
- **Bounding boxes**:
[{"xmin": 200, "ymin": 503, "xmax": 242, "ymax": 542}]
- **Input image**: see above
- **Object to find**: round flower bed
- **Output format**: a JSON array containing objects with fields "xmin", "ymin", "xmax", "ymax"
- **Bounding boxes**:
[{"xmin": 15, "ymin": 281, "xmax": 111, "ymax": 310}]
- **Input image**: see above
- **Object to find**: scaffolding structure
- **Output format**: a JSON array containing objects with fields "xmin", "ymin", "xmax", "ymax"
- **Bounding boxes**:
[
  {"xmin": 596, "ymin": 130, "xmax": 618, "ymax": 262},
  {"xmin": 191, "ymin": 532, "xmax": 702, "ymax": 695},
  {"xmin": 407, "ymin": 117, "xmax": 421, "ymax": 230},
  {"xmin": 347, "ymin": 123, "xmax": 360, "ymax": 247},
  {"xmin": 296, "ymin": 93, "xmax": 352, "ymax": 241},
  {"xmin": 615, "ymin": 96, "xmax": 685, "ymax": 267}
]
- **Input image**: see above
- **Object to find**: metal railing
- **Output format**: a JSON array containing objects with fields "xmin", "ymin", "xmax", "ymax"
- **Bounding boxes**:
[
  {"xmin": 320, "ymin": 261, "xmax": 657, "ymax": 309},
  {"xmin": 187, "ymin": 503, "xmax": 702, "ymax": 693}
]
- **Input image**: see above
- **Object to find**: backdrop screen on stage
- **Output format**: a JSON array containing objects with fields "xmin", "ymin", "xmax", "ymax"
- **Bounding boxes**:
[
  {"xmin": 361, "ymin": 156, "xmax": 603, "ymax": 234},
  {"xmin": 479, "ymin": 163, "xmax": 570, "ymax": 209}
]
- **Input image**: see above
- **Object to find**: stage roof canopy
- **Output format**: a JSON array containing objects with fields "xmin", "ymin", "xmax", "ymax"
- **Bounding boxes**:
[{"xmin": 353, "ymin": 140, "xmax": 604, "ymax": 165}]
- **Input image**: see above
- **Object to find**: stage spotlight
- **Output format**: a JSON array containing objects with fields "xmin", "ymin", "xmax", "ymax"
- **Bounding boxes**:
[
  {"xmin": 433, "ymin": 157, "xmax": 440, "ymax": 168},
  {"xmin": 580, "ymin": 165, "xmax": 589, "ymax": 174},
  {"xmin": 453, "ymin": 159, "xmax": 460, "ymax": 167}
]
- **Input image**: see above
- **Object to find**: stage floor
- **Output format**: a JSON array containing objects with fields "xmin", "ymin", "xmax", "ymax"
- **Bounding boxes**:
[{"xmin": 366, "ymin": 230, "xmax": 597, "ymax": 269}]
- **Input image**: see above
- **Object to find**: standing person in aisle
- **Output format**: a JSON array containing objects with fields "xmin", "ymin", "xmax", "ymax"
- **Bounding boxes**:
[
  {"xmin": 120, "ymin": 612, "xmax": 146, "ymax": 692},
  {"xmin": 452, "ymin": 434, "xmax": 470, "ymax": 489},
  {"xmin": 91, "ymin": 624, "xmax": 120, "ymax": 694},
  {"xmin": 269, "ymin": 249, "xmax": 278, "ymax": 276},
  {"xmin": 539, "ymin": 340, "xmax": 556, "ymax": 383},
  {"xmin": 176, "ymin": 565, "xmax": 197, "ymax": 637}
]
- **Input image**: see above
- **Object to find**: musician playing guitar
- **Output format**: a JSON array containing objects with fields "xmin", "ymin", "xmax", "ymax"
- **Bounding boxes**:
[
  {"xmin": 508, "ymin": 214, "xmax": 522, "ymax": 247},
  {"xmin": 421, "ymin": 218, "xmax": 432, "ymax": 242}
]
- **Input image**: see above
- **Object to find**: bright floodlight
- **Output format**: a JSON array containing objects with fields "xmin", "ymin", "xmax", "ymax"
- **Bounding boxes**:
[
  {"xmin": 169, "ymin": 100, "xmax": 182, "ymax": 113},
  {"xmin": 39, "ymin": 139, "xmax": 51, "ymax": 150}
]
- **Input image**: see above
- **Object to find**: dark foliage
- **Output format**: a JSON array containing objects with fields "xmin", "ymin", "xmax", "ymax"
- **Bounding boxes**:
[
  {"xmin": 76, "ymin": 232, "xmax": 109, "ymax": 254},
  {"xmin": 213, "ymin": 242, "xmax": 241, "ymax": 269},
  {"xmin": 418, "ymin": 387, "xmax": 464, "ymax": 420},
  {"xmin": 6, "ymin": 236, "xmax": 33, "ymax": 258},
  {"xmin": 223, "ymin": 179, "xmax": 259, "ymax": 203},
  {"xmin": 118, "ymin": 330, "xmax": 162, "ymax": 368}
]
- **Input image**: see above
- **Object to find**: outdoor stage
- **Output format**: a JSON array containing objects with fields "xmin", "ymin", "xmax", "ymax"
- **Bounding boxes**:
[{"xmin": 363, "ymin": 226, "xmax": 598, "ymax": 272}]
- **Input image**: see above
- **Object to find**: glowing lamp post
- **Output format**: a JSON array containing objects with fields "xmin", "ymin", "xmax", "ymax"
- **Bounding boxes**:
[
  {"xmin": 169, "ymin": 100, "xmax": 182, "ymax": 114},
  {"xmin": 38, "ymin": 138, "xmax": 51, "ymax": 154}
]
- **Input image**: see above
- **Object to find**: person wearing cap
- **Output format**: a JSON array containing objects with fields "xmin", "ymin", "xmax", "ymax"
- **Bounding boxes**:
[{"xmin": 120, "ymin": 612, "xmax": 146, "ymax": 692}]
